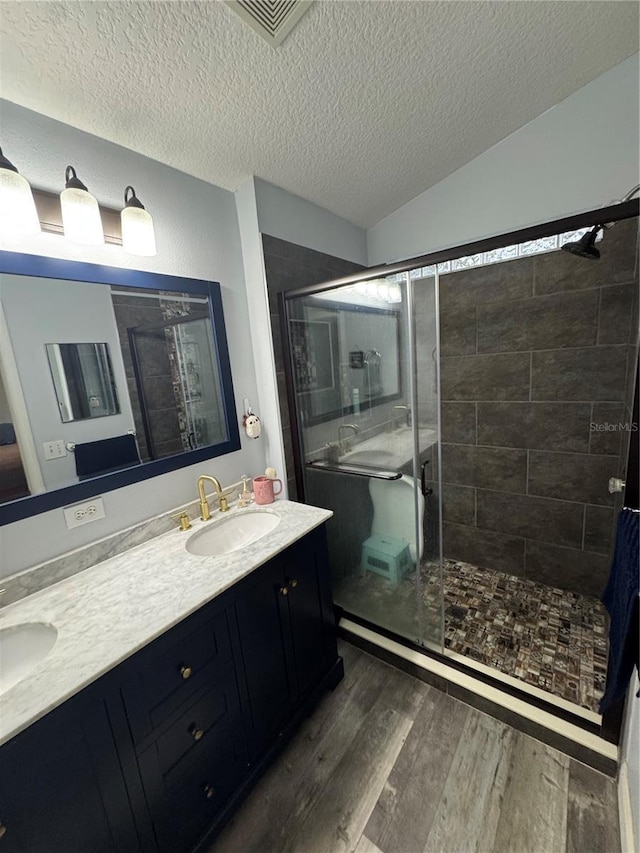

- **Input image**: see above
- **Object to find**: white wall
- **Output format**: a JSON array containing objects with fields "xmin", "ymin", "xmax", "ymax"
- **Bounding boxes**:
[
  {"xmin": 254, "ymin": 177, "xmax": 367, "ymax": 266},
  {"xmin": 0, "ymin": 100, "xmax": 265, "ymax": 576},
  {"xmin": 235, "ymin": 177, "xmax": 286, "ymax": 489},
  {"xmin": 0, "ymin": 374, "xmax": 11, "ymax": 423},
  {"xmin": 367, "ymin": 54, "xmax": 640, "ymax": 266}
]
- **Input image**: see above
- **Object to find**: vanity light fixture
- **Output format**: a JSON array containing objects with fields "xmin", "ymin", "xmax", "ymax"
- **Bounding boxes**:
[
  {"xmin": 120, "ymin": 186, "xmax": 156, "ymax": 256},
  {"xmin": 0, "ymin": 146, "xmax": 41, "ymax": 237},
  {"xmin": 387, "ymin": 283, "xmax": 402, "ymax": 303},
  {"xmin": 60, "ymin": 166, "xmax": 104, "ymax": 246}
]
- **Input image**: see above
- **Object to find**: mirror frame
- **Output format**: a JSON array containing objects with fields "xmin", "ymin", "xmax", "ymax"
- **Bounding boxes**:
[{"xmin": 0, "ymin": 250, "xmax": 241, "ymax": 526}]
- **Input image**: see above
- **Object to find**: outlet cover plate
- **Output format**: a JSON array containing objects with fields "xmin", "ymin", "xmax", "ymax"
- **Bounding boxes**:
[
  {"xmin": 43, "ymin": 440, "xmax": 67, "ymax": 460},
  {"xmin": 64, "ymin": 497, "xmax": 106, "ymax": 529}
]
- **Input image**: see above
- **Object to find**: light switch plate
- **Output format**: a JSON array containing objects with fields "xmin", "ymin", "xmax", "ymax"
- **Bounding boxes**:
[
  {"xmin": 63, "ymin": 497, "xmax": 106, "ymax": 529},
  {"xmin": 43, "ymin": 440, "xmax": 67, "ymax": 460}
]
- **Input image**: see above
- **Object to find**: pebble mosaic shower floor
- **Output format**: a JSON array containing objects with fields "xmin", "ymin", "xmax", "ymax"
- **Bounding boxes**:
[
  {"xmin": 435, "ymin": 560, "xmax": 608, "ymax": 712},
  {"xmin": 336, "ymin": 559, "xmax": 608, "ymax": 713}
]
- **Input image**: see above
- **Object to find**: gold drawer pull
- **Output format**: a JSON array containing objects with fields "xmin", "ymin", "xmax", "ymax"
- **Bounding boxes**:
[
  {"xmin": 279, "ymin": 586, "xmax": 288, "ymax": 596},
  {"xmin": 0, "ymin": 823, "xmax": 6, "ymax": 840},
  {"xmin": 189, "ymin": 724, "xmax": 204, "ymax": 742},
  {"xmin": 290, "ymin": 579, "xmax": 298, "ymax": 588},
  {"xmin": 180, "ymin": 665, "xmax": 193, "ymax": 680},
  {"xmin": 203, "ymin": 784, "xmax": 215, "ymax": 800}
]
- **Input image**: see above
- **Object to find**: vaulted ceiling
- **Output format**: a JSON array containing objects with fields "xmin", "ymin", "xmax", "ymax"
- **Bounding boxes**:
[{"xmin": 1, "ymin": 1, "xmax": 638, "ymax": 227}]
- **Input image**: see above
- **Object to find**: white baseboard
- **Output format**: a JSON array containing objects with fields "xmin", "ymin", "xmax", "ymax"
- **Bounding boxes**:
[{"xmin": 619, "ymin": 761, "xmax": 637, "ymax": 853}]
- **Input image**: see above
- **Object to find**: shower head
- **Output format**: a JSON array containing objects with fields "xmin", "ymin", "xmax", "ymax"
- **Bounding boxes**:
[
  {"xmin": 561, "ymin": 226, "xmax": 601, "ymax": 261},
  {"xmin": 560, "ymin": 182, "xmax": 640, "ymax": 261}
]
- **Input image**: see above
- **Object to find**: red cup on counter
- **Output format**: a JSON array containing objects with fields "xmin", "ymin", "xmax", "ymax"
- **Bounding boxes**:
[{"xmin": 253, "ymin": 475, "xmax": 283, "ymax": 505}]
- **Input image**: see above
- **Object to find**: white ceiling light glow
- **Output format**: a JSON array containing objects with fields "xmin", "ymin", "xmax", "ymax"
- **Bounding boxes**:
[
  {"xmin": 0, "ymin": 146, "xmax": 40, "ymax": 238},
  {"xmin": 121, "ymin": 185, "xmax": 156, "ymax": 257},
  {"xmin": 60, "ymin": 165, "xmax": 104, "ymax": 246}
]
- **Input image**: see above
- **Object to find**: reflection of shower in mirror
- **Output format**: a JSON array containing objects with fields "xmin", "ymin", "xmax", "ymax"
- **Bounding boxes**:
[{"xmin": 364, "ymin": 349, "xmax": 383, "ymax": 399}]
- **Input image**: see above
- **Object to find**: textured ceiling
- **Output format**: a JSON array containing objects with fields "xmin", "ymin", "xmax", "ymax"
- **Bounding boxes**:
[{"xmin": 1, "ymin": 1, "xmax": 638, "ymax": 228}]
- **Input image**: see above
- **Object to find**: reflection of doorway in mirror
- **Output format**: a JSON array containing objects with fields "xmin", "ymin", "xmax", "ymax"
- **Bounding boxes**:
[
  {"xmin": 111, "ymin": 289, "xmax": 226, "ymax": 461},
  {"xmin": 0, "ymin": 304, "xmax": 45, "ymax": 503},
  {"xmin": 0, "ymin": 371, "xmax": 29, "ymax": 503}
]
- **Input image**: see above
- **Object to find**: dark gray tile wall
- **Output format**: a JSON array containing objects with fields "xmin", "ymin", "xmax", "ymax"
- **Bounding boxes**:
[
  {"xmin": 435, "ymin": 216, "xmax": 639, "ymax": 597},
  {"xmin": 261, "ymin": 235, "xmax": 366, "ymax": 500}
]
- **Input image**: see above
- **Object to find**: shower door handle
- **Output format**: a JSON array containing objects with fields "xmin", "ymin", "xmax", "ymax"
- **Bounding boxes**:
[{"xmin": 421, "ymin": 460, "xmax": 433, "ymax": 496}]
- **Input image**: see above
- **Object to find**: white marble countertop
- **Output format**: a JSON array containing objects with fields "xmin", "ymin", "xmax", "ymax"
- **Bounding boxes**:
[
  {"xmin": 340, "ymin": 426, "xmax": 438, "ymax": 469},
  {"xmin": 0, "ymin": 500, "xmax": 332, "ymax": 747}
]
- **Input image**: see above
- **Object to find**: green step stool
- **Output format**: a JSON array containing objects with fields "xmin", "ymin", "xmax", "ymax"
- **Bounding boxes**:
[{"xmin": 361, "ymin": 534, "xmax": 412, "ymax": 585}]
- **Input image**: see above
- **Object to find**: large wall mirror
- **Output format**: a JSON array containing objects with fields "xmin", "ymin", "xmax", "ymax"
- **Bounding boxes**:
[
  {"xmin": 288, "ymin": 294, "xmax": 402, "ymax": 426},
  {"xmin": 0, "ymin": 251, "xmax": 240, "ymax": 525}
]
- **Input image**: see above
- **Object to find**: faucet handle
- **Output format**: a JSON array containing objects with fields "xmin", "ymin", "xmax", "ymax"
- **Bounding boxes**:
[{"xmin": 171, "ymin": 511, "xmax": 192, "ymax": 531}]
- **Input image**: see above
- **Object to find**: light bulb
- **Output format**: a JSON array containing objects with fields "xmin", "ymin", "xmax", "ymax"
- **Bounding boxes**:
[
  {"xmin": 388, "ymin": 283, "xmax": 402, "ymax": 303},
  {"xmin": 0, "ymin": 147, "xmax": 40, "ymax": 237},
  {"xmin": 60, "ymin": 166, "xmax": 104, "ymax": 246},
  {"xmin": 121, "ymin": 185, "xmax": 156, "ymax": 256},
  {"xmin": 377, "ymin": 281, "xmax": 390, "ymax": 302}
]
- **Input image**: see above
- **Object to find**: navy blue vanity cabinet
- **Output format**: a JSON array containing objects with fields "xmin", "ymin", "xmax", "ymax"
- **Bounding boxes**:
[
  {"xmin": 235, "ymin": 525, "xmax": 340, "ymax": 755},
  {"xmin": 117, "ymin": 598, "xmax": 252, "ymax": 853},
  {"xmin": 284, "ymin": 528, "xmax": 338, "ymax": 700},
  {"xmin": 234, "ymin": 556, "xmax": 297, "ymax": 752},
  {"xmin": 119, "ymin": 605, "xmax": 237, "ymax": 747},
  {"xmin": 0, "ymin": 522, "xmax": 341, "ymax": 853},
  {"xmin": 0, "ymin": 687, "xmax": 141, "ymax": 853}
]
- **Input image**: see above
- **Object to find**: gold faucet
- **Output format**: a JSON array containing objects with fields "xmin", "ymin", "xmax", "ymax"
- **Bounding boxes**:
[
  {"xmin": 197, "ymin": 475, "xmax": 229, "ymax": 520},
  {"xmin": 338, "ymin": 423, "xmax": 359, "ymax": 455}
]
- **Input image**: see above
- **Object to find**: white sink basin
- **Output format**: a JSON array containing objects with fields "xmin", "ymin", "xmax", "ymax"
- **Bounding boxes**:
[
  {"xmin": 343, "ymin": 450, "xmax": 398, "ymax": 466},
  {"xmin": 0, "ymin": 623, "xmax": 58, "ymax": 696},
  {"xmin": 186, "ymin": 511, "xmax": 281, "ymax": 557}
]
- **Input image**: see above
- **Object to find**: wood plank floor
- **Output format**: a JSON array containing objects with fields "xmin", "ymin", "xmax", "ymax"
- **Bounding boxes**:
[{"xmin": 209, "ymin": 641, "xmax": 620, "ymax": 853}]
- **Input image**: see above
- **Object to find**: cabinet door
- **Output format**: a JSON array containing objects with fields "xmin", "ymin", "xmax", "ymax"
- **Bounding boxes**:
[
  {"xmin": 0, "ymin": 690, "xmax": 140, "ymax": 853},
  {"xmin": 234, "ymin": 557, "xmax": 294, "ymax": 753},
  {"xmin": 284, "ymin": 527, "xmax": 338, "ymax": 699}
]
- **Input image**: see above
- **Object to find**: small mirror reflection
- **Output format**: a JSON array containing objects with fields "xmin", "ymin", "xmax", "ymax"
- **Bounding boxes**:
[{"xmin": 46, "ymin": 343, "xmax": 120, "ymax": 423}]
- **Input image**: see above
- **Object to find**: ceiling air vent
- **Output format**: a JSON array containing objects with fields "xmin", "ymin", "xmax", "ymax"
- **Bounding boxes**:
[{"xmin": 225, "ymin": 0, "xmax": 313, "ymax": 47}]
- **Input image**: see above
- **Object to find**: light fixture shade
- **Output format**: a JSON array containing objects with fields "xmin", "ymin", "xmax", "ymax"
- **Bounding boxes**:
[
  {"xmin": 60, "ymin": 166, "xmax": 104, "ymax": 246},
  {"xmin": 388, "ymin": 283, "xmax": 402, "ymax": 303},
  {"xmin": 121, "ymin": 186, "xmax": 156, "ymax": 256},
  {"xmin": 376, "ymin": 281, "xmax": 390, "ymax": 302},
  {"xmin": 0, "ymin": 147, "xmax": 40, "ymax": 237}
]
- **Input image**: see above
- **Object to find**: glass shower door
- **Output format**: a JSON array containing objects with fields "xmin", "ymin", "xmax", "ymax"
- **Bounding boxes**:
[{"xmin": 285, "ymin": 271, "xmax": 443, "ymax": 649}]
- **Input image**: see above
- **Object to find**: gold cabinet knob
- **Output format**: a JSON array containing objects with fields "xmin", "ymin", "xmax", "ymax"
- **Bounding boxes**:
[
  {"xmin": 279, "ymin": 586, "xmax": 288, "ymax": 596},
  {"xmin": 180, "ymin": 665, "xmax": 192, "ymax": 680},
  {"xmin": 290, "ymin": 579, "xmax": 298, "ymax": 588},
  {"xmin": 189, "ymin": 723, "xmax": 204, "ymax": 741},
  {"xmin": 0, "ymin": 824, "xmax": 6, "ymax": 840},
  {"xmin": 203, "ymin": 784, "xmax": 215, "ymax": 800}
]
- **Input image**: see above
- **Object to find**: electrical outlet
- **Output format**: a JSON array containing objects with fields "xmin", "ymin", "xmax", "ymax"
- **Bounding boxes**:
[
  {"xmin": 63, "ymin": 497, "xmax": 106, "ymax": 529},
  {"xmin": 43, "ymin": 440, "xmax": 67, "ymax": 460}
]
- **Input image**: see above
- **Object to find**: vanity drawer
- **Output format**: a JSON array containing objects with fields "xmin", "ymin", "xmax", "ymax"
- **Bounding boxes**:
[
  {"xmin": 149, "ymin": 725, "xmax": 249, "ymax": 853},
  {"xmin": 138, "ymin": 663, "xmax": 243, "ymax": 791},
  {"xmin": 122, "ymin": 605, "xmax": 233, "ymax": 744}
]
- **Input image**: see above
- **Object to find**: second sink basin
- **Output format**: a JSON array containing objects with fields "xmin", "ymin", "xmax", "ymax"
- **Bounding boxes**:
[
  {"xmin": 343, "ymin": 450, "xmax": 398, "ymax": 466},
  {"xmin": 186, "ymin": 510, "xmax": 281, "ymax": 557},
  {"xmin": 0, "ymin": 623, "xmax": 58, "ymax": 696}
]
